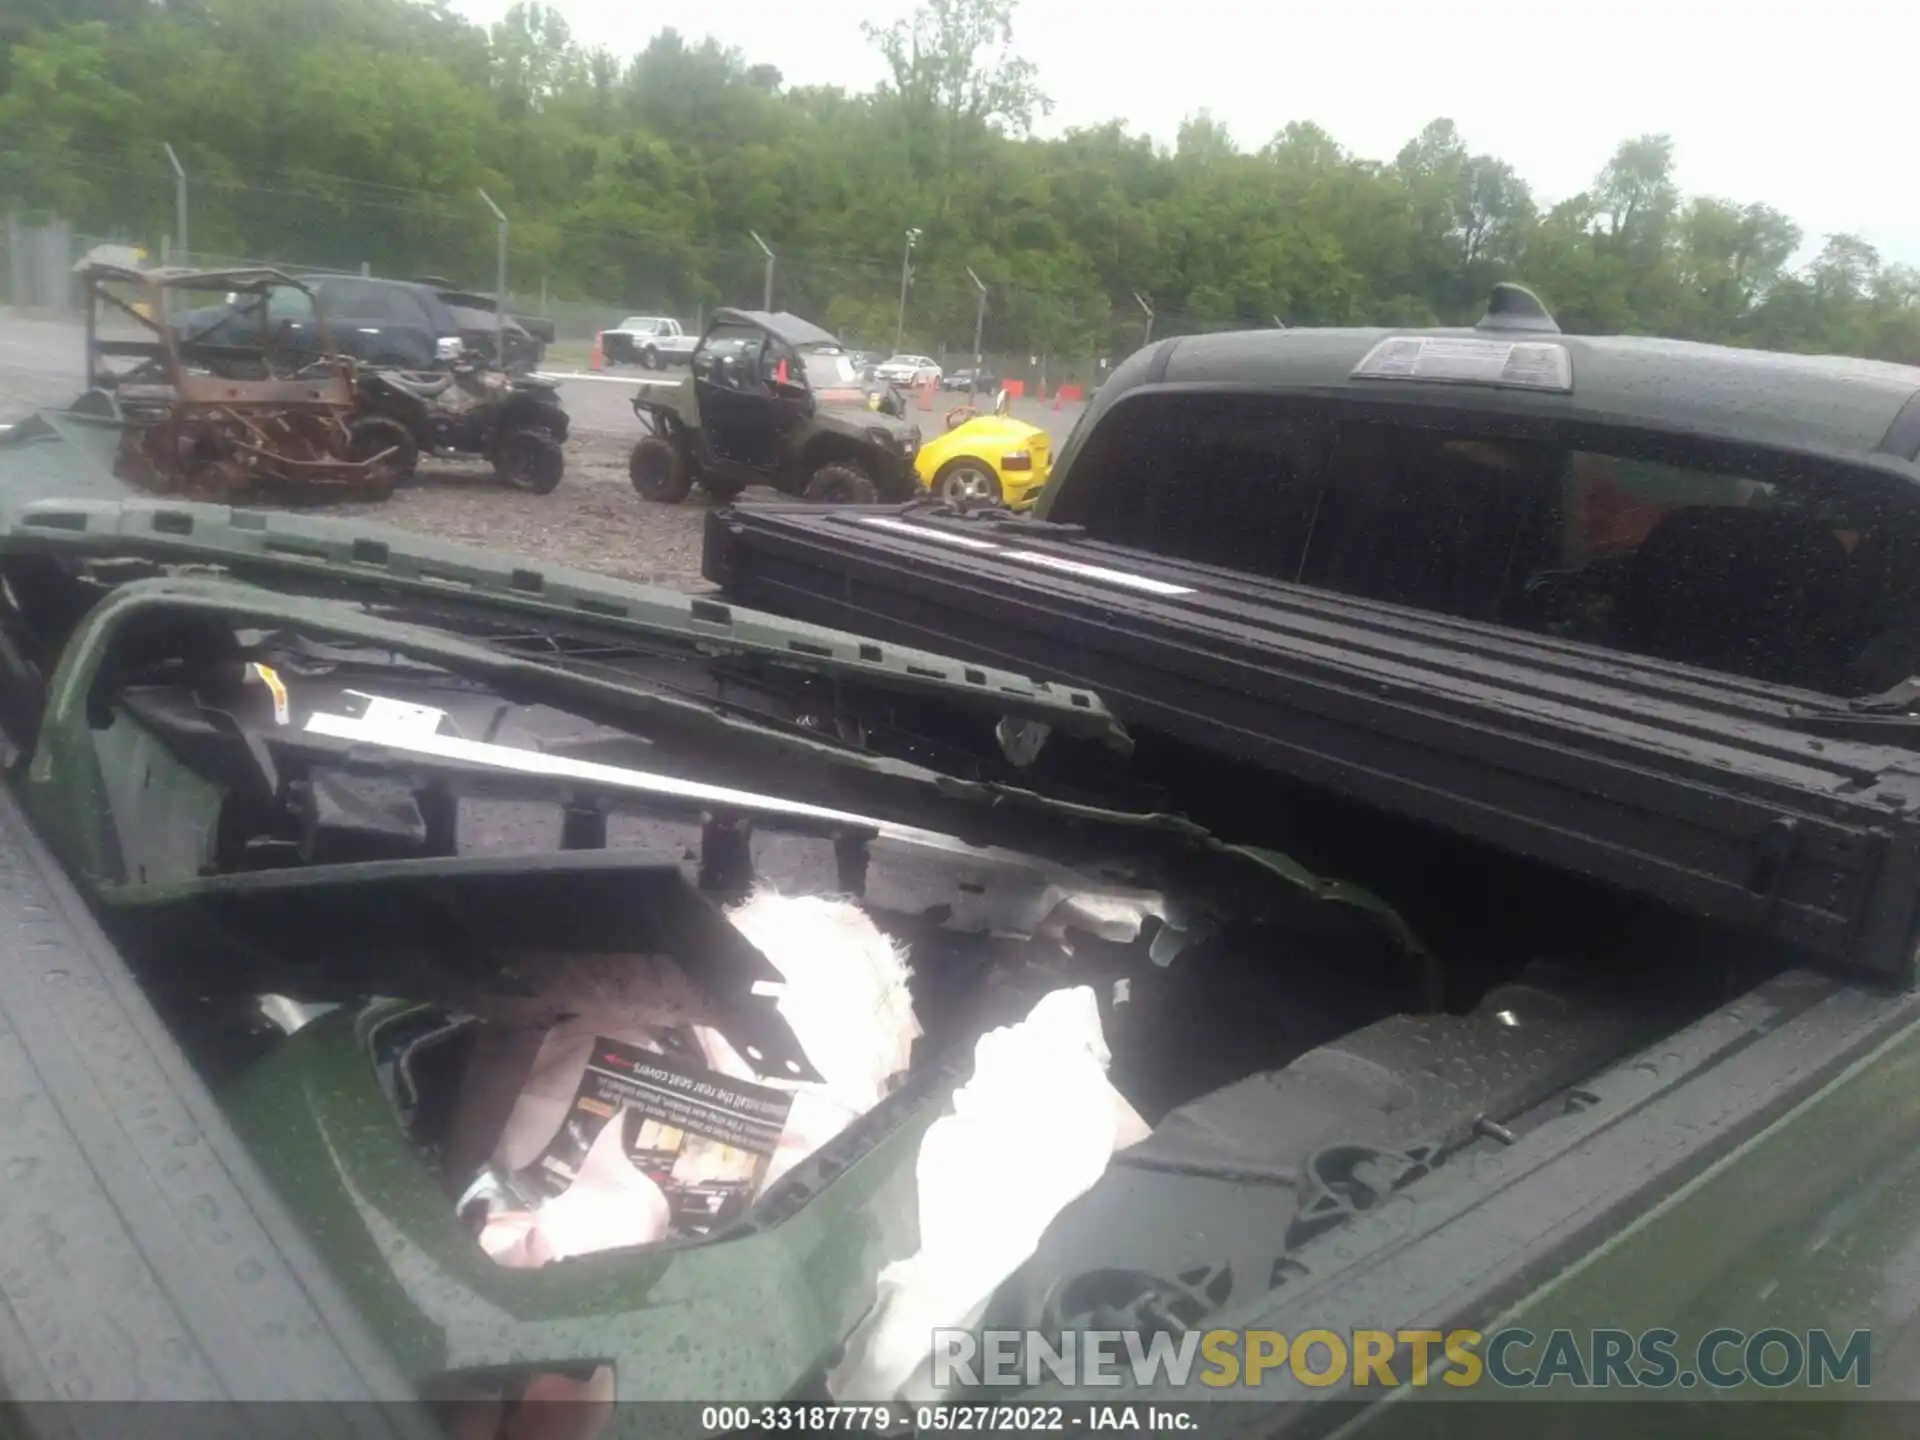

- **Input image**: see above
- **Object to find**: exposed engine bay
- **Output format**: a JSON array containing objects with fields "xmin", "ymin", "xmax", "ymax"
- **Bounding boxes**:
[{"xmin": 0, "ymin": 540, "xmax": 1787, "ymax": 1408}]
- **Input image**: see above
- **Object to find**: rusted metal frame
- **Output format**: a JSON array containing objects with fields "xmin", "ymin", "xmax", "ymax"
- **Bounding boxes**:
[
  {"xmin": 81, "ymin": 263, "xmax": 384, "ymax": 494},
  {"xmin": 175, "ymin": 375, "xmax": 353, "ymax": 407},
  {"xmin": 83, "ymin": 271, "xmax": 171, "ymax": 390}
]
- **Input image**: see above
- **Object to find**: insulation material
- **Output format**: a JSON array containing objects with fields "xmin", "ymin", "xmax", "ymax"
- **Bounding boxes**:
[
  {"xmin": 477, "ymin": 1106, "xmax": 674, "ymax": 1268},
  {"xmin": 826, "ymin": 986, "xmax": 1147, "ymax": 1403},
  {"xmin": 723, "ymin": 890, "xmax": 922, "ymax": 1114}
]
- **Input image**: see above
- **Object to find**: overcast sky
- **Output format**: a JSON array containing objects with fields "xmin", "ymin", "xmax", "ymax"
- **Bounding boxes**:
[{"xmin": 453, "ymin": 0, "xmax": 1914, "ymax": 268}]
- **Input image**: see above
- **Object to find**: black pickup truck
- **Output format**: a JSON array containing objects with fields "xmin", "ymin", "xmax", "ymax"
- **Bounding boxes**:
[
  {"xmin": 698, "ymin": 288, "xmax": 1920, "ymax": 1429},
  {"xmin": 705, "ymin": 284, "xmax": 1920, "ymax": 979}
]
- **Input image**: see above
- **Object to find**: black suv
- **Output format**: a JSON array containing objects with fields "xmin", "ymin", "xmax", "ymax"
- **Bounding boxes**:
[{"xmin": 173, "ymin": 275, "xmax": 543, "ymax": 372}]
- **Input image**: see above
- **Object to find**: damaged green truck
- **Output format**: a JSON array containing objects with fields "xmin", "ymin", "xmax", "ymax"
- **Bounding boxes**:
[{"xmin": 2, "ymin": 303, "xmax": 1920, "ymax": 1440}]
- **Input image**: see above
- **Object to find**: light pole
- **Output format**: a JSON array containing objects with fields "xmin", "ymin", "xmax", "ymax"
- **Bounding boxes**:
[
  {"xmin": 162, "ymin": 143, "xmax": 187, "ymax": 262},
  {"xmin": 1133, "ymin": 291, "xmax": 1155, "ymax": 348},
  {"xmin": 895, "ymin": 228, "xmax": 921, "ymax": 354},
  {"xmin": 478, "ymin": 188, "xmax": 508, "ymax": 360},
  {"xmin": 750, "ymin": 231, "xmax": 775, "ymax": 311},
  {"xmin": 966, "ymin": 267, "xmax": 987, "ymax": 403}
]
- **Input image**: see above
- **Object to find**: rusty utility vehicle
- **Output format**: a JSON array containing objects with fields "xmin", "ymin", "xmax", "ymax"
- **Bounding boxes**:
[{"xmin": 75, "ymin": 262, "xmax": 404, "ymax": 503}]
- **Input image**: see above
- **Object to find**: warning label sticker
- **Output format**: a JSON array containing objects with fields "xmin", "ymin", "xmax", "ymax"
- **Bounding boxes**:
[{"xmin": 524, "ymin": 1031, "xmax": 794, "ymax": 1237}]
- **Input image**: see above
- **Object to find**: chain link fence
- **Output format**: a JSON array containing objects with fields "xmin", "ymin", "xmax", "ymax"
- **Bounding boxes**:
[{"xmin": 2, "ymin": 159, "xmax": 1208, "ymax": 391}]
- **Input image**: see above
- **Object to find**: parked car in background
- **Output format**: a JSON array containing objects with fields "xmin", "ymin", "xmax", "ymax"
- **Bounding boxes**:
[
  {"xmin": 872, "ymin": 353, "xmax": 942, "ymax": 387},
  {"xmin": 941, "ymin": 366, "xmax": 1000, "ymax": 393},
  {"xmin": 914, "ymin": 412, "xmax": 1051, "ymax": 510},
  {"xmin": 171, "ymin": 274, "xmax": 541, "ymax": 372},
  {"xmin": 600, "ymin": 316, "xmax": 699, "ymax": 369},
  {"xmin": 421, "ymin": 285, "xmax": 547, "ymax": 372},
  {"xmin": 173, "ymin": 274, "xmax": 457, "ymax": 369}
]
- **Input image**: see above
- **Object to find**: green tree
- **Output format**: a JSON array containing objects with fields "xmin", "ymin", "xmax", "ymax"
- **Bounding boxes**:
[
  {"xmin": 2, "ymin": 0, "xmax": 1914, "ymax": 367},
  {"xmin": 488, "ymin": 2, "xmax": 583, "ymax": 118},
  {"xmin": 864, "ymin": 0, "xmax": 1049, "ymax": 215}
]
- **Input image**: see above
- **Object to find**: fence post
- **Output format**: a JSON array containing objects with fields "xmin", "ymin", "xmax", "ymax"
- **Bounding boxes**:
[
  {"xmin": 47, "ymin": 220, "xmax": 74, "ymax": 315},
  {"xmin": 477, "ymin": 189, "xmax": 508, "ymax": 360},
  {"xmin": 163, "ymin": 143, "xmax": 188, "ymax": 261},
  {"xmin": 3, "ymin": 212, "xmax": 19, "ymax": 309}
]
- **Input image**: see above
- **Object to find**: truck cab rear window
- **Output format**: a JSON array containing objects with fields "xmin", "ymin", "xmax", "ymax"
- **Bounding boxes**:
[{"xmin": 1049, "ymin": 392, "xmax": 1920, "ymax": 697}]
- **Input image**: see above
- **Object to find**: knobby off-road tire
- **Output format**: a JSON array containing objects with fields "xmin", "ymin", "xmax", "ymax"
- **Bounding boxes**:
[
  {"xmin": 346, "ymin": 415, "xmax": 419, "ymax": 491},
  {"xmin": 494, "ymin": 428, "xmax": 565, "ymax": 495},
  {"xmin": 802, "ymin": 462, "xmax": 878, "ymax": 505},
  {"xmin": 629, "ymin": 434, "xmax": 694, "ymax": 504}
]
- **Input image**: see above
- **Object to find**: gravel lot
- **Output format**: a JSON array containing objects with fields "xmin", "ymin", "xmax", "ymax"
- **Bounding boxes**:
[
  {"xmin": 329, "ymin": 432, "xmax": 715, "ymax": 587},
  {"xmin": 1, "ymin": 312, "xmax": 1081, "ymax": 591}
]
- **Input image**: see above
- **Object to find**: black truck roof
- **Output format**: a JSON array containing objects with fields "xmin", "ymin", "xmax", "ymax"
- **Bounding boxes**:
[{"xmin": 1046, "ymin": 286, "xmax": 1920, "ymax": 502}]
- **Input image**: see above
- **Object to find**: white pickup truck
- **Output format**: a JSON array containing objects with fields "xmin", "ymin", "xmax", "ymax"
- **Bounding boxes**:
[
  {"xmin": 599, "ymin": 316, "xmax": 700, "ymax": 369},
  {"xmin": 595, "ymin": 316, "xmax": 702, "ymax": 368}
]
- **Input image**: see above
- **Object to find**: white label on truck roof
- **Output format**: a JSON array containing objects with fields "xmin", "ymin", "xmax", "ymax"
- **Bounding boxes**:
[
  {"xmin": 857, "ymin": 516, "xmax": 1002, "ymax": 550},
  {"xmin": 1353, "ymin": 336, "xmax": 1573, "ymax": 392},
  {"xmin": 856, "ymin": 514, "xmax": 1196, "ymax": 594},
  {"xmin": 1000, "ymin": 550, "xmax": 1196, "ymax": 596}
]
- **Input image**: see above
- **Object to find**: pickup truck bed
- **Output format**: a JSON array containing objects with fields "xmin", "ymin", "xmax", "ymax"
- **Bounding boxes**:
[{"xmin": 704, "ymin": 499, "xmax": 1920, "ymax": 982}]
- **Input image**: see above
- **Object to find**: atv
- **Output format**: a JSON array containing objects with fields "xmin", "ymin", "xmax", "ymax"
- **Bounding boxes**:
[
  {"xmin": 628, "ymin": 308, "xmax": 922, "ymax": 507},
  {"xmin": 351, "ymin": 359, "xmax": 570, "ymax": 494}
]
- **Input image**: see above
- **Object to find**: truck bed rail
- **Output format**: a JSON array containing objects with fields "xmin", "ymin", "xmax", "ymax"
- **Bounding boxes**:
[{"xmin": 704, "ymin": 499, "xmax": 1920, "ymax": 981}]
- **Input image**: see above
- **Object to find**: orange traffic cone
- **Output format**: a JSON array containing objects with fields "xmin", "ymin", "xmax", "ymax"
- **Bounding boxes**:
[
  {"xmin": 917, "ymin": 378, "xmax": 935, "ymax": 412},
  {"xmin": 590, "ymin": 333, "xmax": 605, "ymax": 372},
  {"xmin": 1052, "ymin": 387, "xmax": 1063, "ymax": 411}
]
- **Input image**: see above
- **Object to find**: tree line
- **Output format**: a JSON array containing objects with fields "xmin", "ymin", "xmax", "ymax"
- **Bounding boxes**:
[{"xmin": 2, "ymin": 0, "xmax": 1915, "ymax": 363}]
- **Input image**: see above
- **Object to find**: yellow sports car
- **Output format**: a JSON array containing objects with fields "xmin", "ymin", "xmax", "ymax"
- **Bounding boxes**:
[{"xmin": 913, "ymin": 413, "xmax": 1052, "ymax": 510}]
